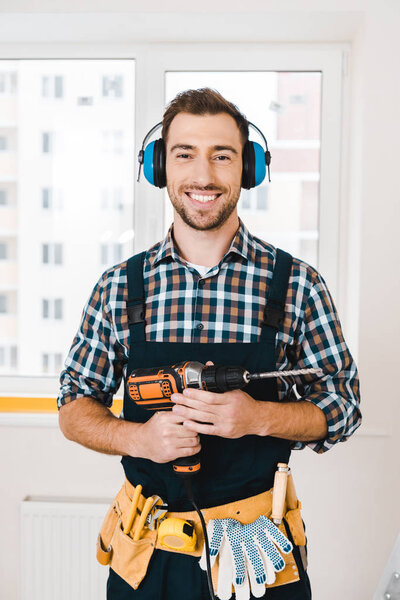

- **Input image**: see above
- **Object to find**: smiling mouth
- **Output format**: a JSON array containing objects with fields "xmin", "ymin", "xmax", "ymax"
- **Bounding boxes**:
[{"xmin": 185, "ymin": 192, "xmax": 222, "ymax": 203}]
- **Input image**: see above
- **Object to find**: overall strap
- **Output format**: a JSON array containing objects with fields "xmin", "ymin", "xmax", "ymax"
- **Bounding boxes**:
[
  {"xmin": 260, "ymin": 248, "xmax": 293, "ymax": 342},
  {"xmin": 126, "ymin": 251, "xmax": 146, "ymax": 343}
]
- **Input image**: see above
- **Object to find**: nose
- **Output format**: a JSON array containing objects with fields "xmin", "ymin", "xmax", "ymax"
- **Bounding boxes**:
[{"xmin": 191, "ymin": 155, "xmax": 215, "ymax": 187}]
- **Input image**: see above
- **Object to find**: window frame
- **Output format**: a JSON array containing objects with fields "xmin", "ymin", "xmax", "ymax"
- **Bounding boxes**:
[{"xmin": 0, "ymin": 41, "xmax": 352, "ymax": 416}]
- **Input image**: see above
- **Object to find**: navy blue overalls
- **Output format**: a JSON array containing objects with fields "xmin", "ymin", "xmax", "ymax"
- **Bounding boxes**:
[{"xmin": 107, "ymin": 249, "xmax": 312, "ymax": 600}]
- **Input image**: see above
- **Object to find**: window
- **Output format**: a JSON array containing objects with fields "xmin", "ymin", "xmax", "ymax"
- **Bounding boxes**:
[
  {"xmin": 0, "ymin": 189, "xmax": 8, "ymax": 205},
  {"xmin": 0, "ymin": 71, "xmax": 17, "ymax": 94},
  {"xmin": 0, "ymin": 50, "xmax": 345, "ymax": 390},
  {"xmin": 42, "ymin": 352, "xmax": 63, "ymax": 374},
  {"xmin": 42, "ymin": 188, "xmax": 51, "ymax": 209},
  {"xmin": 42, "ymin": 132, "xmax": 53, "ymax": 153},
  {"xmin": 165, "ymin": 71, "xmax": 321, "ymax": 266},
  {"xmin": 0, "ymin": 136, "xmax": 7, "ymax": 151},
  {"xmin": 42, "ymin": 75, "xmax": 64, "ymax": 98},
  {"xmin": 0, "ymin": 242, "xmax": 8, "ymax": 260},
  {"xmin": 102, "ymin": 75, "xmax": 123, "ymax": 98},
  {"xmin": 42, "ymin": 243, "xmax": 63, "ymax": 265},
  {"xmin": 42, "ymin": 298, "xmax": 63, "ymax": 320},
  {"xmin": 0, "ymin": 295, "xmax": 8, "ymax": 313},
  {"xmin": 54, "ymin": 298, "xmax": 63, "ymax": 319},
  {"xmin": 42, "ymin": 298, "xmax": 49, "ymax": 318}
]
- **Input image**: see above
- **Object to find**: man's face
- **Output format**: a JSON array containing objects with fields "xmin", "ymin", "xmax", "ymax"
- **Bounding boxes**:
[{"xmin": 165, "ymin": 112, "xmax": 243, "ymax": 231}]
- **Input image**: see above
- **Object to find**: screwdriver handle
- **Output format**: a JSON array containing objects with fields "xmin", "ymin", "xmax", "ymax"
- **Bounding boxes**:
[{"xmin": 271, "ymin": 463, "xmax": 289, "ymax": 525}]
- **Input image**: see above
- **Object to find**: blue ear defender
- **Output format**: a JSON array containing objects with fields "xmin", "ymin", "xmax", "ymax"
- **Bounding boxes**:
[{"xmin": 137, "ymin": 120, "xmax": 271, "ymax": 190}]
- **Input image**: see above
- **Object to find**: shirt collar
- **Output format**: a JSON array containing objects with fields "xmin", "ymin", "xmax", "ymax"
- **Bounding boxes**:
[{"xmin": 152, "ymin": 217, "xmax": 257, "ymax": 267}]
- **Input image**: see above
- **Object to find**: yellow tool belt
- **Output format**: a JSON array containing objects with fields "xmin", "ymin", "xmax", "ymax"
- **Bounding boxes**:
[{"xmin": 97, "ymin": 478, "xmax": 306, "ymax": 592}]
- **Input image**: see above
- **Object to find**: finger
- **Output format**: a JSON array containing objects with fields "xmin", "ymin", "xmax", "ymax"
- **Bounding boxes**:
[
  {"xmin": 259, "ymin": 516, "xmax": 292, "ymax": 554},
  {"xmin": 243, "ymin": 538, "xmax": 266, "ymax": 585},
  {"xmin": 181, "ymin": 388, "xmax": 228, "ymax": 405},
  {"xmin": 257, "ymin": 532, "xmax": 285, "ymax": 572},
  {"xmin": 199, "ymin": 520, "xmax": 220, "ymax": 570},
  {"xmin": 173, "ymin": 404, "xmax": 216, "ymax": 424},
  {"xmin": 182, "ymin": 420, "xmax": 216, "ymax": 435},
  {"xmin": 172, "ymin": 394, "xmax": 216, "ymax": 414},
  {"xmin": 245, "ymin": 551, "xmax": 267, "ymax": 598},
  {"xmin": 234, "ymin": 566, "xmax": 250, "ymax": 600},
  {"xmin": 216, "ymin": 537, "xmax": 233, "ymax": 600},
  {"xmin": 162, "ymin": 411, "xmax": 200, "ymax": 427},
  {"xmin": 205, "ymin": 360, "xmax": 214, "ymax": 366}
]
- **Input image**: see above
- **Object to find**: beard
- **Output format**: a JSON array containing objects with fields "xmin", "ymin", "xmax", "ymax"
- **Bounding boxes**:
[{"xmin": 167, "ymin": 183, "xmax": 241, "ymax": 231}]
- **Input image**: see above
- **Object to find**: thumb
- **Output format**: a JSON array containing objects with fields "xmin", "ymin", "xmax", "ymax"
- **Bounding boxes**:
[{"xmin": 205, "ymin": 360, "xmax": 214, "ymax": 366}]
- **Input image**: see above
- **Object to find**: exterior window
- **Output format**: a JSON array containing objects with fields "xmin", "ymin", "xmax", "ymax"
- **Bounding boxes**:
[
  {"xmin": 54, "ymin": 243, "xmax": 63, "ymax": 265},
  {"xmin": 0, "ymin": 136, "xmax": 7, "ymax": 151},
  {"xmin": 0, "ymin": 189, "xmax": 8, "ymax": 205},
  {"xmin": 42, "ymin": 188, "xmax": 51, "ymax": 209},
  {"xmin": 54, "ymin": 298, "xmax": 63, "ymax": 319},
  {"xmin": 0, "ymin": 242, "xmax": 8, "ymax": 260},
  {"xmin": 42, "ymin": 299, "xmax": 49, "ymax": 318},
  {"xmin": 42, "ymin": 353, "xmax": 49, "ymax": 373},
  {"xmin": 10, "ymin": 346, "xmax": 17, "ymax": 368},
  {"xmin": 42, "ymin": 243, "xmax": 63, "ymax": 265},
  {"xmin": 0, "ymin": 295, "xmax": 7, "ymax": 313},
  {"xmin": 42, "ymin": 132, "xmax": 52, "ymax": 153},
  {"xmin": 54, "ymin": 76, "xmax": 63, "ymax": 98},
  {"xmin": 102, "ymin": 75, "xmax": 123, "ymax": 98},
  {"xmin": 42, "ymin": 75, "xmax": 64, "ymax": 98},
  {"xmin": 42, "ymin": 244, "xmax": 49, "ymax": 264}
]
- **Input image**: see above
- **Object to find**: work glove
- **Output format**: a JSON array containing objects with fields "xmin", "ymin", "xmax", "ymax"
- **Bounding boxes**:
[{"xmin": 199, "ymin": 516, "xmax": 293, "ymax": 600}]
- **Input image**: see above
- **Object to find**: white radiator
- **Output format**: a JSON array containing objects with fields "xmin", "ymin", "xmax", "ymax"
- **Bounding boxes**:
[{"xmin": 21, "ymin": 496, "xmax": 111, "ymax": 600}]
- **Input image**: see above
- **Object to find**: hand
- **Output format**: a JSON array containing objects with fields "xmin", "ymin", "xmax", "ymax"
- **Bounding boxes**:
[
  {"xmin": 171, "ymin": 387, "xmax": 263, "ymax": 438},
  {"xmin": 134, "ymin": 411, "xmax": 201, "ymax": 464},
  {"xmin": 199, "ymin": 516, "xmax": 293, "ymax": 600}
]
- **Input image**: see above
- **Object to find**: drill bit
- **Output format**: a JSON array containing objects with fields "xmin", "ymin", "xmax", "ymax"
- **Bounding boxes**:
[{"xmin": 249, "ymin": 367, "xmax": 323, "ymax": 381}]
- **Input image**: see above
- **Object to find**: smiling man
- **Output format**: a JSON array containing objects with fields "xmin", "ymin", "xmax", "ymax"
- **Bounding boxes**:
[{"xmin": 58, "ymin": 88, "xmax": 361, "ymax": 600}]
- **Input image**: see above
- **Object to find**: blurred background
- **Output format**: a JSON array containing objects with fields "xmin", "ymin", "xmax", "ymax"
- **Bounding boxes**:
[{"xmin": 0, "ymin": 1, "xmax": 399, "ymax": 598}]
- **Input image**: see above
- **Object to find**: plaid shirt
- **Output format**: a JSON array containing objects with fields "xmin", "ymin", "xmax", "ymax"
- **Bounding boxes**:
[{"xmin": 58, "ymin": 218, "xmax": 361, "ymax": 454}]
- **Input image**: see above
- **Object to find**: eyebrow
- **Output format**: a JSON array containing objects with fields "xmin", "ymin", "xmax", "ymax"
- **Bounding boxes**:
[{"xmin": 170, "ymin": 144, "xmax": 239, "ymax": 155}]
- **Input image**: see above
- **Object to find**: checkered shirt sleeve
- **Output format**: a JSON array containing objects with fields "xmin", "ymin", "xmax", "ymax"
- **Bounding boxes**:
[
  {"xmin": 286, "ymin": 269, "xmax": 361, "ymax": 454},
  {"xmin": 57, "ymin": 272, "xmax": 126, "ymax": 409}
]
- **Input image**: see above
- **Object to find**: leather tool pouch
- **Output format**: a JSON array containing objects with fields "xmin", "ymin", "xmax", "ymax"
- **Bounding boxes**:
[
  {"xmin": 284, "ymin": 500, "xmax": 306, "ymax": 546},
  {"xmin": 97, "ymin": 481, "xmax": 307, "ymax": 592},
  {"xmin": 96, "ymin": 483, "xmax": 157, "ymax": 590}
]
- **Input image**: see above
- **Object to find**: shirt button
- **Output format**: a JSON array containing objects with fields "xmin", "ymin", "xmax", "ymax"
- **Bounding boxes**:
[
  {"xmin": 199, "ymin": 279, "xmax": 205, "ymax": 286},
  {"xmin": 196, "ymin": 323, "xmax": 204, "ymax": 330}
]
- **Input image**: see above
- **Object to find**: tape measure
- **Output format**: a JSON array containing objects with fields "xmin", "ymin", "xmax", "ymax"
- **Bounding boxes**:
[{"xmin": 158, "ymin": 517, "xmax": 197, "ymax": 552}]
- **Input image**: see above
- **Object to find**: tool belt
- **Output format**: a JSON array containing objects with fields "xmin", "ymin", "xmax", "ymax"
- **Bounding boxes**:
[{"xmin": 96, "ymin": 478, "xmax": 307, "ymax": 592}]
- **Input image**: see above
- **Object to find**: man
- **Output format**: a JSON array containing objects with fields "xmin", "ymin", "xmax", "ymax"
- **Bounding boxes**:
[{"xmin": 58, "ymin": 88, "xmax": 361, "ymax": 600}]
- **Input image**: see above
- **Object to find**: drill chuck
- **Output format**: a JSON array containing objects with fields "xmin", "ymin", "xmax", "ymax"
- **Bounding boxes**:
[{"xmin": 201, "ymin": 365, "xmax": 250, "ymax": 392}]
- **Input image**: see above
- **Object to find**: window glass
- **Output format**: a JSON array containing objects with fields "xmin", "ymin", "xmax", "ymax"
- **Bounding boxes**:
[
  {"xmin": 0, "ymin": 59, "xmax": 135, "ymax": 376},
  {"xmin": 165, "ymin": 72, "xmax": 321, "ymax": 267}
]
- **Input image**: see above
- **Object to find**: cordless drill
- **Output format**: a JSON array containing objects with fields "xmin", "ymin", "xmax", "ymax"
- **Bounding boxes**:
[{"xmin": 125, "ymin": 361, "xmax": 322, "ymax": 476}]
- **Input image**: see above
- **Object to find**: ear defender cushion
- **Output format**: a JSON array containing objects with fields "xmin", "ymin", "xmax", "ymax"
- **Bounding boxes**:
[
  {"xmin": 252, "ymin": 141, "xmax": 267, "ymax": 187},
  {"xmin": 153, "ymin": 138, "xmax": 166, "ymax": 188},
  {"xmin": 143, "ymin": 138, "xmax": 166, "ymax": 188},
  {"xmin": 241, "ymin": 141, "xmax": 255, "ymax": 189}
]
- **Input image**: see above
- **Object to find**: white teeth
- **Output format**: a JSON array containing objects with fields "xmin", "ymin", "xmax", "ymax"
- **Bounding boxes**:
[{"xmin": 188, "ymin": 193, "xmax": 218, "ymax": 202}]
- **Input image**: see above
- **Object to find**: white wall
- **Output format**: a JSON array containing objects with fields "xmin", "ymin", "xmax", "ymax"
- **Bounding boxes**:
[{"xmin": 1, "ymin": 1, "xmax": 400, "ymax": 598}]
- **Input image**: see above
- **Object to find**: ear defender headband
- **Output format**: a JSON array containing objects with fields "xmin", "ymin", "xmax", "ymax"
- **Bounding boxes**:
[{"xmin": 137, "ymin": 120, "xmax": 271, "ymax": 190}]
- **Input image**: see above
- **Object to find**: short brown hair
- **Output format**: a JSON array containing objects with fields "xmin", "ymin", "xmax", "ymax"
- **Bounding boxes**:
[{"xmin": 162, "ymin": 87, "xmax": 249, "ymax": 148}]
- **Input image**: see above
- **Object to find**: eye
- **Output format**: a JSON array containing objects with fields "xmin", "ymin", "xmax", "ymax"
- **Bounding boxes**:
[
  {"xmin": 177, "ymin": 153, "xmax": 191, "ymax": 159},
  {"xmin": 215, "ymin": 155, "xmax": 230, "ymax": 161}
]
